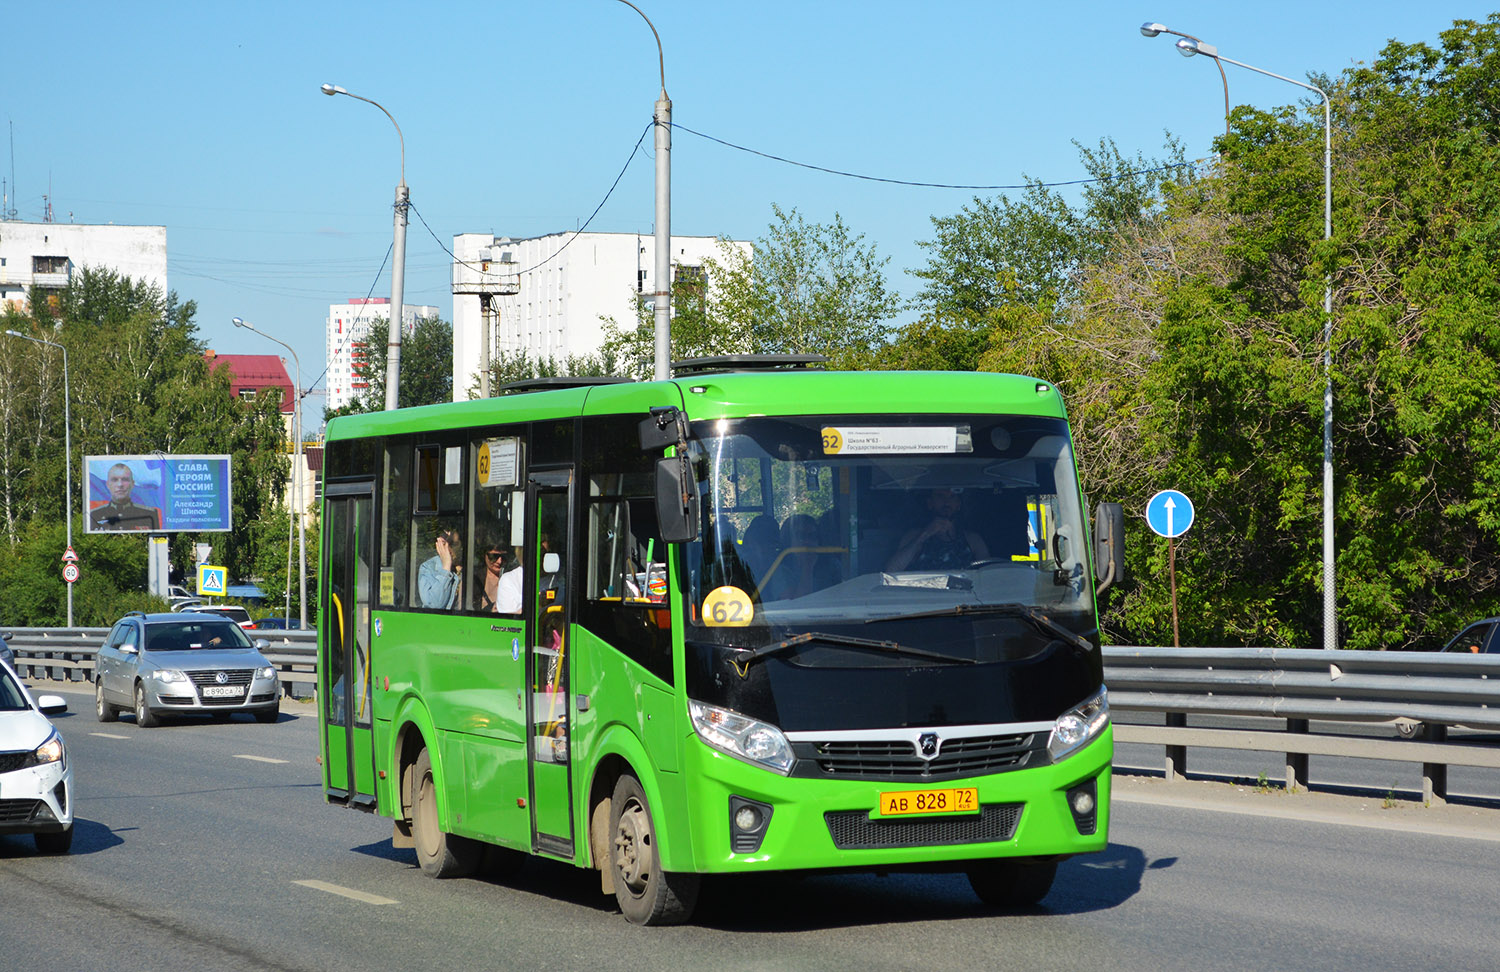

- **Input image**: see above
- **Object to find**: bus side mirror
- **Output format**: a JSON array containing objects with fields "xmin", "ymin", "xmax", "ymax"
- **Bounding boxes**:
[
  {"xmin": 639, "ymin": 407, "xmax": 680, "ymax": 451},
  {"xmin": 1093, "ymin": 502, "xmax": 1125, "ymax": 594},
  {"xmin": 656, "ymin": 457, "xmax": 700, "ymax": 544}
]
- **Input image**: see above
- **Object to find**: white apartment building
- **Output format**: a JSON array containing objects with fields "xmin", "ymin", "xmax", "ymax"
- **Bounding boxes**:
[
  {"xmin": 325, "ymin": 297, "xmax": 441, "ymax": 411},
  {"xmin": 450, "ymin": 230, "xmax": 749, "ymax": 399},
  {"xmin": 0, "ymin": 220, "xmax": 167, "ymax": 310}
]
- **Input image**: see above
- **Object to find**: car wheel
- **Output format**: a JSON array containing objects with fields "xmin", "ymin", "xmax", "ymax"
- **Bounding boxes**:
[
  {"xmin": 34, "ymin": 827, "xmax": 73, "ymax": 854},
  {"xmin": 95, "ymin": 680, "xmax": 118, "ymax": 723},
  {"xmin": 609, "ymin": 773, "xmax": 699, "ymax": 925},
  {"xmin": 1397, "ymin": 720, "xmax": 1427, "ymax": 740},
  {"xmin": 254, "ymin": 705, "xmax": 279, "ymax": 724},
  {"xmin": 967, "ymin": 859, "xmax": 1057, "ymax": 909},
  {"xmin": 411, "ymin": 748, "xmax": 480, "ymax": 878},
  {"xmin": 134, "ymin": 682, "xmax": 159, "ymax": 728}
]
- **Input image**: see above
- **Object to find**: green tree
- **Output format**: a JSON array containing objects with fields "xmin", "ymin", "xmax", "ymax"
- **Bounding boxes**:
[
  {"xmin": 326, "ymin": 315, "xmax": 454, "ymax": 418},
  {"xmin": 601, "ymin": 206, "xmax": 901, "ymax": 376},
  {"xmin": 1, "ymin": 267, "xmax": 288, "ymax": 624}
]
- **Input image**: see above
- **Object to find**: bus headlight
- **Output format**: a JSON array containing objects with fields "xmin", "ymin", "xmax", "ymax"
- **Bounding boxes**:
[
  {"xmin": 689, "ymin": 700, "xmax": 794, "ymax": 775},
  {"xmin": 1047, "ymin": 687, "xmax": 1110, "ymax": 763}
]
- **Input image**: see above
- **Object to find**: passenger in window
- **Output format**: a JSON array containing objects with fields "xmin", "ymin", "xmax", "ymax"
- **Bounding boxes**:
[
  {"xmin": 764, "ymin": 514, "xmax": 839, "ymax": 600},
  {"xmin": 704, "ymin": 517, "xmax": 755, "ymax": 594},
  {"xmin": 477, "ymin": 525, "xmax": 524, "ymax": 614},
  {"xmin": 885, "ymin": 487, "xmax": 991, "ymax": 571},
  {"xmin": 418, "ymin": 521, "xmax": 465, "ymax": 609},
  {"xmin": 740, "ymin": 514, "xmax": 781, "ymax": 587}
]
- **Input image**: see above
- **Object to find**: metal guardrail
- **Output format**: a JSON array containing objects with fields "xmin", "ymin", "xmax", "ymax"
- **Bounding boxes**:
[
  {"xmin": 1104, "ymin": 646, "xmax": 1500, "ymax": 804},
  {"xmin": 7, "ymin": 630, "xmax": 1496, "ymax": 803},
  {"xmin": 6, "ymin": 627, "xmax": 318, "ymax": 698}
]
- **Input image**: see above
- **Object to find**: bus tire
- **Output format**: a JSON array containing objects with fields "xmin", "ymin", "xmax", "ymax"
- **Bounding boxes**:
[
  {"xmin": 412, "ymin": 748, "xmax": 480, "ymax": 878},
  {"xmin": 609, "ymin": 773, "xmax": 699, "ymax": 925},
  {"xmin": 967, "ymin": 859, "xmax": 1057, "ymax": 909}
]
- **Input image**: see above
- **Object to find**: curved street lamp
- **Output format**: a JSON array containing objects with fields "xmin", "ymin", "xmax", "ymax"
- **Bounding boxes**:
[
  {"xmin": 232, "ymin": 317, "xmax": 307, "ymax": 628},
  {"xmin": 1155, "ymin": 34, "xmax": 1336, "ymax": 651},
  {"xmin": 321, "ymin": 83, "xmax": 409, "ymax": 411},
  {"xmin": 4, "ymin": 329, "xmax": 72, "ymax": 626},
  {"xmin": 1140, "ymin": 22, "xmax": 1231, "ymax": 139}
]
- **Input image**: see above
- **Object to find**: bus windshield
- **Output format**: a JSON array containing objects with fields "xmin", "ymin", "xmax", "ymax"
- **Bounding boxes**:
[{"xmin": 684, "ymin": 414, "xmax": 1092, "ymax": 652}]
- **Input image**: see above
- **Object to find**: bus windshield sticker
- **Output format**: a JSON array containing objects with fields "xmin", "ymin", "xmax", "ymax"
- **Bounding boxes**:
[
  {"xmin": 821, "ymin": 426, "xmax": 972, "ymax": 455},
  {"xmin": 702, "ymin": 586, "xmax": 753, "ymax": 627},
  {"xmin": 479, "ymin": 437, "xmax": 520, "ymax": 488}
]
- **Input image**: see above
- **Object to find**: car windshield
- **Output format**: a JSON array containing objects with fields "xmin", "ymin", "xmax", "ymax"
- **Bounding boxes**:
[
  {"xmin": 682, "ymin": 413, "xmax": 1091, "ymax": 651},
  {"xmin": 0, "ymin": 666, "xmax": 27, "ymax": 711},
  {"xmin": 145, "ymin": 621, "xmax": 252, "ymax": 651}
]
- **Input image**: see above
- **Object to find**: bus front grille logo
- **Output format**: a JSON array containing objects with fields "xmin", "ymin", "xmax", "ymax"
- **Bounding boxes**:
[{"xmin": 918, "ymin": 733, "xmax": 939, "ymax": 759}]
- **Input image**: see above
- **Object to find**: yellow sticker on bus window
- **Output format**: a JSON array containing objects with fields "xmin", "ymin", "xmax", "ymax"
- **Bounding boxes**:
[{"xmin": 702, "ymin": 586, "xmax": 753, "ymax": 627}]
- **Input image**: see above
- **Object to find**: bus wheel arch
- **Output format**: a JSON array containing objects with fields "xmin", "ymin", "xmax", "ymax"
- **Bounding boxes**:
[
  {"xmin": 608, "ymin": 772, "xmax": 700, "ymax": 925},
  {"xmin": 588, "ymin": 754, "xmax": 630, "ymax": 894}
]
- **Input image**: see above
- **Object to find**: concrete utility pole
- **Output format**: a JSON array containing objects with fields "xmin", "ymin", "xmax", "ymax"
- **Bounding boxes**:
[
  {"xmin": 617, "ymin": 1, "xmax": 673, "ymax": 381},
  {"xmin": 321, "ymin": 83, "xmax": 409, "ymax": 410}
]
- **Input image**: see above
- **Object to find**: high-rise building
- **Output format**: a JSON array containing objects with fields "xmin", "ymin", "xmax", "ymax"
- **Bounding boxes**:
[
  {"xmin": 325, "ymin": 297, "xmax": 440, "ymax": 411},
  {"xmin": 0, "ymin": 221, "xmax": 167, "ymax": 311},
  {"xmin": 450, "ymin": 230, "xmax": 749, "ymax": 399}
]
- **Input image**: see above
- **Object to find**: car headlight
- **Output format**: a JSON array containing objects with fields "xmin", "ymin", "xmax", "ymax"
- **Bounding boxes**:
[
  {"xmin": 155, "ymin": 669, "xmax": 189, "ymax": 684},
  {"xmin": 257, "ymin": 665, "xmax": 276, "ymax": 681},
  {"xmin": 24, "ymin": 729, "xmax": 65, "ymax": 768},
  {"xmin": 1047, "ymin": 687, "xmax": 1110, "ymax": 763},
  {"xmin": 689, "ymin": 700, "xmax": 794, "ymax": 775}
]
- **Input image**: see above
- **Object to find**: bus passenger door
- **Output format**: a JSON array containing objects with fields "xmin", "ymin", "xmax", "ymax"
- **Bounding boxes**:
[
  {"xmin": 527, "ymin": 469, "xmax": 574, "ymax": 854},
  {"xmin": 322, "ymin": 484, "xmax": 378, "ymax": 810}
]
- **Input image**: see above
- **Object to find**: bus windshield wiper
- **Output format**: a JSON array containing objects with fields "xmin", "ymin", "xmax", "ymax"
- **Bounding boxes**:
[
  {"xmin": 732, "ymin": 631, "xmax": 976, "ymax": 675},
  {"xmin": 865, "ymin": 603, "xmax": 1095, "ymax": 654}
]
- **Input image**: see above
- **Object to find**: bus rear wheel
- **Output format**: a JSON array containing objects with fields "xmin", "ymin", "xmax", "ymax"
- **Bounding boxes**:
[
  {"xmin": 609, "ymin": 774, "xmax": 699, "ymax": 925},
  {"xmin": 412, "ymin": 749, "xmax": 480, "ymax": 878},
  {"xmin": 967, "ymin": 859, "xmax": 1057, "ymax": 909}
]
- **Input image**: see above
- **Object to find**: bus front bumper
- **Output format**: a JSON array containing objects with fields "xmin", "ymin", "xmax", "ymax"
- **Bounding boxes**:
[{"xmin": 676, "ymin": 727, "xmax": 1112, "ymax": 875}]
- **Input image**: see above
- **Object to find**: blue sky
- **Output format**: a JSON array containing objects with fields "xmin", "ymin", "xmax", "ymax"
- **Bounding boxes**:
[{"xmin": 3, "ymin": 2, "xmax": 1491, "ymax": 419}]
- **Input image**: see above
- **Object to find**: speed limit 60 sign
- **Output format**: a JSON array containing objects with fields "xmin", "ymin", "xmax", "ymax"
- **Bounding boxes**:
[{"xmin": 63, "ymin": 562, "xmax": 80, "ymax": 584}]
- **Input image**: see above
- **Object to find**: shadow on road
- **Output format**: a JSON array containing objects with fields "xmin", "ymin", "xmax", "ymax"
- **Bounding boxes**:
[{"xmin": 350, "ymin": 836, "xmax": 1153, "ymax": 929}]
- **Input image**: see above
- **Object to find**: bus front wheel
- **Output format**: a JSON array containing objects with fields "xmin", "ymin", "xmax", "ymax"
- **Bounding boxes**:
[
  {"xmin": 967, "ymin": 859, "xmax": 1057, "ymax": 909},
  {"xmin": 412, "ymin": 749, "xmax": 480, "ymax": 878},
  {"xmin": 609, "ymin": 774, "xmax": 699, "ymax": 925}
]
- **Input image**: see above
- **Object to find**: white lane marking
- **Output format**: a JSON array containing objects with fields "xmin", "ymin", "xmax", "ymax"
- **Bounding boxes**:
[
  {"xmin": 293, "ymin": 880, "xmax": 398, "ymax": 905},
  {"xmin": 233, "ymin": 754, "xmax": 288, "ymax": 764},
  {"xmin": 90, "ymin": 732, "xmax": 130, "ymax": 740}
]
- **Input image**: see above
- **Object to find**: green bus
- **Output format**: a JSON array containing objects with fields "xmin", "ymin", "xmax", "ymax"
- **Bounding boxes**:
[{"xmin": 318, "ymin": 357, "xmax": 1123, "ymax": 925}]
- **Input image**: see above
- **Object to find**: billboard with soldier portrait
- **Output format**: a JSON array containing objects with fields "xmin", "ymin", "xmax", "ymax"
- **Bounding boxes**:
[{"xmin": 84, "ymin": 455, "xmax": 232, "ymax": 533}]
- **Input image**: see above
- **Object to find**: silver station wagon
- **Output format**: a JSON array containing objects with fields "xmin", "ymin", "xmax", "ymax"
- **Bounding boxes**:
[{"xmin": 95, "ymin": 612, "xmax": 281, "ymax": 727}]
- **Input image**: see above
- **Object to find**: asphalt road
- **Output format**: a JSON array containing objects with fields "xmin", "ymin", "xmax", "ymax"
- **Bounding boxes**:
[{"xmin": 3, "ymin": 683, "xmax": 1496, "ymax": 972}]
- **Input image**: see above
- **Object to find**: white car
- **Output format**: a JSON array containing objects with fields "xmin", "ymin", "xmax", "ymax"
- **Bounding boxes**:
[{"xmin": 0, "ymin": 662, "xmax": 73, "ymax": 853}]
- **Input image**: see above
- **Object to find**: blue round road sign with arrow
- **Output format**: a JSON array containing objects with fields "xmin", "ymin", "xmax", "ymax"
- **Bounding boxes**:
[{"xmin": 1146, "ymin": 489, "xmax": 1195, "ymax": 539}]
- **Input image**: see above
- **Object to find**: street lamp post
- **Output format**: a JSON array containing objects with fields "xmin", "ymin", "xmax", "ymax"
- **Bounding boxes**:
[
  {"xmin": 1161, "ymin": 35, "xmax": 1336, "ymax": 651},
  {"xmin": 616, "ymin": 0, "xmax": 673, "ymax": 381},
  {"xmin": 321, "ymin": 83, "xmax": 408, "ymax": 411},
  {"xmin": 4, "ymin": 329, "xmax": 72, "ymax": 627},
  {"xmin": 232, "ymin": 318, "xmax": 307, "ymax": 629},
  {"xmin": 1140, "ymin": 23, "xmax": 1231, "ymax": 139}
]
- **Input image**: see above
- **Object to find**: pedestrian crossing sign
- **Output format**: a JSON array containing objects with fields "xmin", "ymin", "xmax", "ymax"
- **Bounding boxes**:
[{"xmin": 197, "ymin": 564, "xmax": 227, "ymax": 596}]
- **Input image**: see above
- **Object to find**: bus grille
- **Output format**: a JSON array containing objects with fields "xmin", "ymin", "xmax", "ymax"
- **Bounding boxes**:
[
  {"xmin": 799, "ymin": 733, "xmax": 1039, "ymax": 781},
  {"xmin": 824, "ymin": 803, "xmax": 1023, "ymax": 849}
]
